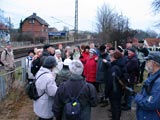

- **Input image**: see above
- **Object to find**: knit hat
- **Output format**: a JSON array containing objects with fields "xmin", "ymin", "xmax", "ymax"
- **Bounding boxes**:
[
  {"xmin": 69, "ymin": 60, "xmax": 83, "ymax": 75},
  {"xmin": 55, "ymin": 49, "xmax": 61, "ymax": 55},
  {"xmin": 144, "ymin": 52, "xmax": 160, "ymax": 64},
  {"xmin": 43, "ymin": 56, "xmax": 57, "ymax": 69},
  {"xmin": 89, "ymin": 48, "xmax": 97, "ymax": 54},
  {"xmin": 65, "ymin": 46, "xmax": 71, "ymax": 50},
  {"xmin": 63, "ymin": 58, "xmax": 72, "ymax": 66},
  {"xmin": 128, "ymin": 47, "xmax": 136, "ymax": 53}
]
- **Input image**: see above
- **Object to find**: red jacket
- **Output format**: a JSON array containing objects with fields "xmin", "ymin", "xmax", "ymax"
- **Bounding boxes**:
[
  {"xmin": 80, "ymin": 51, "xmax": 89, "ymax": 66},
  {"xmin": 84, "ymin": 55, "xmax": 97, "ymax": 83}
]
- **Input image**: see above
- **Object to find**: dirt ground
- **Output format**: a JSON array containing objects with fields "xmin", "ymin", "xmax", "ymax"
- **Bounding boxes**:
[
  {"xmin": 0, "ymin": 80, "xmax": 141, "ymax": 120},
  {"xmin": 0, "ymin": 90, "xmax": 136, "ymax": 120}
]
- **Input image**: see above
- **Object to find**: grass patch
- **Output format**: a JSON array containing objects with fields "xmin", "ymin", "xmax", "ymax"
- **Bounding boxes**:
[{"xmin": 134, "ymin": 70, "xmax": 148, "ymax": 93}]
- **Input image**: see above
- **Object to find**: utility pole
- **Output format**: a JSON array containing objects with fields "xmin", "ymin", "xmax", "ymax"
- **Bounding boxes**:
[
  {"xmin": 8, "ymin": 17, "xmax": 11, "ymax": 32},
  {"xmin": 8, "ymin": 16, "xmax": 11, "ymax": 42},
  {"xmin": 74, "ymin": 0, "xmax": 78, "ymax": 42}
]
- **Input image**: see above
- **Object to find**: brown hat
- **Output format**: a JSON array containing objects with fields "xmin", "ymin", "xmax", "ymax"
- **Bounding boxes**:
[{"xmin": 111, "ymin": 51, "xmax": 122, "ymax": 59}]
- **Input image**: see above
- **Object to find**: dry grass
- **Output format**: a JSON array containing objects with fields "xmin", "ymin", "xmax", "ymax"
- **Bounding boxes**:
[
  {"xmin": 0, "ymin": 88, "xmax": 37, "ymax": 120},
  {"xmin": 0, "ymin": 67, "xmax": 37, "ymax": 120}
]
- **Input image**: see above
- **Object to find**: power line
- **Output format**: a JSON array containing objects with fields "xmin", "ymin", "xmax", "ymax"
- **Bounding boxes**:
[{"xmin": 51, "ymin": 16, "xmax": 74, "ymax": 27}]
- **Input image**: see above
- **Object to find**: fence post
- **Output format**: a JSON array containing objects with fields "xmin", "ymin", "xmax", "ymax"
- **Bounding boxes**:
[
  {"xmin": 21, "ymin": 58, "xmax": 26, "ymax": 84},
  {"xmin": 0, "ymin": 76, "xmax": 2, "ymax": 101},
  {"xmin": 0, "ymin": 75, "xmax": 6, "ymax": 101}
]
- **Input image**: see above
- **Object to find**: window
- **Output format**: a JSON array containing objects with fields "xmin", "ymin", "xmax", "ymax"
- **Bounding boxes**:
[{"xmin": 29, "ymin": 19, "xmax": 35, "ymax": 24}]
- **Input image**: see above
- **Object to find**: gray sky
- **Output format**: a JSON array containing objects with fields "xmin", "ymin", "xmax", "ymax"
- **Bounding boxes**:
[{"xmin": 1, "ymin": 0, "xmax": 159, "ymax": 33}]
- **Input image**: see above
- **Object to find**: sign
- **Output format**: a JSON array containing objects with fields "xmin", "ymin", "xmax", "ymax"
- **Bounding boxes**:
[{"xmin": 48, "ymin": 31, "xmax": 66, "ymax": 37}]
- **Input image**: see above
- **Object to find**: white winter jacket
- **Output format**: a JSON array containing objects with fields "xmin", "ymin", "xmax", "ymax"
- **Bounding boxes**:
[
  {"xmin": 26, "ymin": 56, "xmax": 34, "ymax": 79},
  {"xmin": 33, "ymin": 67, "xmax": 57, "ymax": 119}
]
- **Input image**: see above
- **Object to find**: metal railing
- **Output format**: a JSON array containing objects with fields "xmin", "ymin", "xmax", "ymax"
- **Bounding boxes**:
[{"xmin": 0, "ymin": 58, "xmax": 26, "ymax": 101}]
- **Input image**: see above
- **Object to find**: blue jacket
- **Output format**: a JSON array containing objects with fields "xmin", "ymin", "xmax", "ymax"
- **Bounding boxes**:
[{"xmin": 135, "ymin": 70, "xmax": 160, "ymax": 120}]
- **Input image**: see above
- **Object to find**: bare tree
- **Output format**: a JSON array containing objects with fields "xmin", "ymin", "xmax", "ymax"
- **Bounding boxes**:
[
  {"xmin": 146, "ymin": 29, "xmax": 158, "ymax": 38},
  {"xmin": 152, "ymin": 0, "xmax": 160, "ymax": 14},
  {"xmin": 96, "ymin": 4, "xmax": 117, "ymax": 44},
  {"xmin": 96, "ymin": 4, "xmax": 130, "ymax": 46},
  {"xmin": 0, "ymin": 9, "xmax": 9, "ymax": 26}
]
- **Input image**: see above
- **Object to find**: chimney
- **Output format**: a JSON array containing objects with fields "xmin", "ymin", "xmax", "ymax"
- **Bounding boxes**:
[{"xmin": 33, "ymin": 13, "xmax": 36, "ymax": 16}]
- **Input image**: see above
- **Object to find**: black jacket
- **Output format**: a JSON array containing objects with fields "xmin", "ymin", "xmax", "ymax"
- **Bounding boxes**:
[
  {"xmin": 125, "ymin": 55, "xmax": 139, "ymax": 84},
  {"xmin": 96, "ymin": 53, "xmax": 110, "ymax": 83},
  {"xmin": 53, "ymin": 74, "xmax": 98, "ymax": 120},
  {"xmin": 105, "ymin": 58, "xmax": 124, "ymax": 99}
]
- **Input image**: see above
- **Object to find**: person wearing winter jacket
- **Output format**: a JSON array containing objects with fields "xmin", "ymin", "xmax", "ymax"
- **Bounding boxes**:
[
  {"xmin": 55, "ymin": 58, "xmax": 72, "ymax": 86},
  {"xmin": 122, "ymin": 47, "xmax": 139, "ymax": 111},
  {"xmin": 34, "ymin": 56, "xmax": 58, "ymax": 120},
  {"xmin": 1, "ymin": 42, "xmax": 16, "ymax": 93},
  {"xmin": 105, "ymin": 51, "xmax": 123, "ymax": 120},
  {"xmin": 53, "ymin": 60, "xmax": 98, "ymax": 120},
  {"xmin": 80, "ymin": 45, "xmax": 90, "ymax": 66},
  {"xmin": 54, "ymin": 49, "xmax": 63, "ymax": 74},
  {"xmin": 96, "ymin": 45, "xmax": 110, "ymax": 105},
  {"xmin": 26, "ymin": 49, "xmax": 35, "ymax": 83},
  {"xmin": 72, "ymin": 45, "xmax": 81, "ymax": 60},
  {"xmin": 84, "ymin": 48, "xmax": 98, "ymax": 92},
  {"xmin": 135, "ymin": 52, "xmax": 160, "ymax": 120}
]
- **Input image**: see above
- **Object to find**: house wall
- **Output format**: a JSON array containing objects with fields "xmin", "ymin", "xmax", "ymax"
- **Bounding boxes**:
[
  {"xmin": 147, "ymin": 47, "xmax": 160, "ymax": 51},
  {"xmin": 143, "ymin": 39, "xmax": 160, "ymax": 51},
  {"xmin": 22, "ymin": 19, "xmax": 48, "ymax": 40}
]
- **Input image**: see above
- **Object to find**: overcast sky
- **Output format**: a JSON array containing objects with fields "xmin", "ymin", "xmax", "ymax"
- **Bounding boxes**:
[{"xmin": 0, "ymin": 0, "xmax": 159, "ymax": 33}]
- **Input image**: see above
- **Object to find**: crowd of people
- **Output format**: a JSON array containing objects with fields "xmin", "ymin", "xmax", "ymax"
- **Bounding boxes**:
[{"xmin": 2, "ymin": 40, "xmax": 160, "ymax": 120}]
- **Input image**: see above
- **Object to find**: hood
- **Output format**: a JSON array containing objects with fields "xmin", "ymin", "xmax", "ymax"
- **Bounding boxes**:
[{"xmin": 69, "ymin": 74, "xmax": 84, "ymax": 81}]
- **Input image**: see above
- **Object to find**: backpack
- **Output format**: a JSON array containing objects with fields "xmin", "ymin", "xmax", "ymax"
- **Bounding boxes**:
[
  {"xmin": 31, "ymin": 57, "xmax": 41, "ymax": 76},
  {"xmin": 64, "ymin": 82, "xmax": 86, "ymax": 120},
  {"xmin": 26, "ymin": 72, "xmax": 48, "ymax": 100},
  {"xmin": 0, "ymin": 49, "xmax": 8, "ymax": 66}
]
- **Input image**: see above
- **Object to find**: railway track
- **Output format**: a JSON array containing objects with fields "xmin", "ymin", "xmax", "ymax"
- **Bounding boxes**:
[
  {"xmin": 0, "ymin": 39, "xmax": 92, "ymax": 59},
  {"xmin": 0, "ymin": 39, "xmax": 92, "ymax": 69}
]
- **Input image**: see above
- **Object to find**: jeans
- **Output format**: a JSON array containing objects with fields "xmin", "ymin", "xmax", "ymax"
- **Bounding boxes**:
[{"xmin": 124, "ymin": 85, "xmax": 134, "ymax": 108}]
